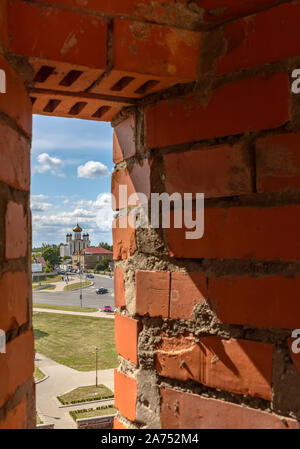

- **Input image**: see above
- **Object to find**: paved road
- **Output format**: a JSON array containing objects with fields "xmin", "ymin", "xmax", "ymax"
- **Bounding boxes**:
[
  {"xmin": 36, "ymin": 352, "xmax": 114, "ymax": 429},
  {"xmin": 33, "ymin": 274, "xmax": 115, "ymax": 310}
]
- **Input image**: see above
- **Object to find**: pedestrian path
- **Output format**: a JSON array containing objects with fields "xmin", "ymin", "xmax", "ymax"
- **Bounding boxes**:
[
  {"xmin": 35, "ymin": 353, "xmax": 114, "ymax": 429},
  {"xmin": 33, "ymin": 308, "xmax": 115, "ymax": 319}
]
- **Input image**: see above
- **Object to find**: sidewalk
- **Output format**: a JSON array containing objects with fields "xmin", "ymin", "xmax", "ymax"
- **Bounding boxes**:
[
  {"xmin": 35, "ymin": 353, "xmax": 114, "ymax": 429},
  {"xmin": 33, "ymin": 308, "xmax": 115, "ymax": 319}
]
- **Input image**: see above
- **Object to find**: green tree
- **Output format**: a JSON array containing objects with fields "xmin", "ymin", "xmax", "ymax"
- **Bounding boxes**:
[
  {"xmin": 98, "ymin": 242, "xmax": 113, "ymax": 251},
  {"xmin": 94, "ymin": 259, "xmax": 110, "ymax": 272},
  {"xmin": 42, "ymin": 246, "xmax": 61, "ymax": 269}
]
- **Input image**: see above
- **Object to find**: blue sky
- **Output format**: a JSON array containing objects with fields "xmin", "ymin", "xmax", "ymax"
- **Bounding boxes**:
[{"xmin": 31, "ymin": 115, "xmax": 114, "ymax": 247}]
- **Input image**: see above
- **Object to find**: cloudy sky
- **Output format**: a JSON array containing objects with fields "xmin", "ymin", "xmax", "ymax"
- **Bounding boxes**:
[{"xmin": 31, "ymin": 115, "xmax": 114, "ymax": 247}]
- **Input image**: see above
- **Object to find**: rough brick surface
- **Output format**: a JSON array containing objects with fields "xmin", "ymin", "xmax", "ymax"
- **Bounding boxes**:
[
  {"xmin": 0, "ymin": 331, "xmax": 34, "ymax": 410},
  {"xmin": 165, "ymin": 205, "xmax": 300, "ymax": 260},
  {"xmin": 8, "ymin": 1, "xmax": 107, "ymax": 68},
  {"xmin": 160, "ymin": 388, "xmax": 299, "ymax": 429},
  {"xmin": 164, "ymin": 144, "xmax": 252, "ymax": 198},
  {"xmin": 216, "ymin": 3, "xmax": 300, "ymax": 74},
  {"xmin": 114, "ymin": 370, "xmax": 137, "ymax": 422},
  {"xmin": 0, "ymin": 55, "xmax": 32, "ymax": 136},
  {"xmin": 5, "ymin": 201, "xmax": 27, "ymax": 259},
  {"xmin": 111, "ymin": 160, "xmax": 151, "ymax": 210},
  {"xmin": 209, "ymin": 275, "xmax": 300, "ymax": 329},
  {"xmin": 115, "ymin": 314, "xmax": 140, "ymax": 365},
  {"xmin": 0, "ymin": 272, "xmax": 29, "ymax": 332},
  {"xmin": 113, "ymin": 116, "xmax": 136, "ymax": 164},
  {"xmin": 113, "ymin": 19, "xmax": 200, "ymax": 80},
  {"xmin": 114, "ymin": 417, "xmax": 127, "ymax": 429},
  {"xmin": 135, "ymin": 271, "xmax": 170, "ymax": 318},
  {"xmin": 0, "ymin": 121, "xmax": 30, "ymax": 191},
  {"xmin": 156, "ymin": 335, "xmax": 273, "ymax": 400},
  {"xmin": 0, "ymin": 397, "xmax": 27, "ymax": 429},
  {"xmin": 145, "ymin": 74, "xmax": 289, "ymax": 148},
  {"xmin": 114, "ymin": 268, "xmax": 125, "ymax": 308},
  {"xmin": 170, "ymin": 272, "xmax": 207, "ymax": 320},
  {"xmin": 112, "ymin": 216, "xmax": 136, "ymax": 260},
  {"xmin": 255, "ymin": 132, "xmax": 300, "ymax": 192}
]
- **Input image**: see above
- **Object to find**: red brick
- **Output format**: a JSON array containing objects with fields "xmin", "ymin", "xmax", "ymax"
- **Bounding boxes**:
[
  {"xmin": 0, "ymin": 121, "xmax": 30, "ymax": 191},
  {"xmin": 0, "ymin": 272, "xmax": 29, "ymax": 332},
  {"xmin": 170, "ymin": 272, "xmax": 207, "ymax": 320},
  {"xmin": 156, "ymin": 334, "xmax": 273, "ymax": 400},
  {"xmin": 216, "ymin": 3, "xmax": 300, "ymax": 75},
  {"xmin": 160, "ymin": 388, "xmax": 299, "ymax": 429},
  {"xmin": 113, "ymin": 116, "xmax": 136, "ymax": 164},
  {"xmin": 5, "ymin": 201, "xmax": 27, "ymax": 260},
  {"xmin": 209, "ymin": 275, "xmax": 300, "ymax": 329},
  {"xmin": 0, "ymin": 396, "xmax": 27, "ymax": 429},
  {"xmin": 288, "ymin": 337, "xmax": 300, "ymax": 376},
  {"xmin": 145, "ymin": 74, "xmax": 289, "ymax": 149},
  {"xmin": 114, "ymin": 268, "xmax": 125, "ymax": 308},
  {"xmin": 7, "ymin": 1, "xmax": 107, "ymax": 69},
  {"xmin": 114, "ymin": 417, "xmax": 127, "ymax": 429},
  {"xmin": 114, "ymin": 370, "xmax": 137, "ymax": 422},
  {"xmin": 255, "ymin": 133, "xmax": 300, "ymax": 193},
  {"xmin": 113, "ymin": 19, "xmax": 200, "ymax": 81},
  {"xmin": 135, "ymin": 270, "xmax": 170, "ymax": 318},
  {"xmin": 164, "ymin": 144, "xmax": 252, "ymax": 198},
  {"xmin": 0, "ymin": 331, "xmax": 34, "ymax": 409},
  {"xmin": 0, "ymin": 55, "xmax": 32, "ymax": 137},
  {"xmin": 111, "ymin": 160, "xmax": 151, "ymax": 210},
  {"xmin": 165, "ymin": 205, "xmax": 300, "ymax": 260},
  {"xmin": 112, "ymin": 215, "xmax": 136, "ymax": 261},
  {"xmin": 115, "ymin": 314, "xmax": 140, "ymax": 365},
  {"xmin": 33, "ymin": 0, "xmax": 280, "ymax": 26}
]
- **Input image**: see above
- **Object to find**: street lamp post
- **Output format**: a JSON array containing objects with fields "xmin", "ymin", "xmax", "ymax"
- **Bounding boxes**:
[
  {"xmin": 95, "ymin": 346, "xmax": 98, "ymax": 387},
  {"xmin": 79, "ymin": 262, "xmax": 83, "ymax": 308}
]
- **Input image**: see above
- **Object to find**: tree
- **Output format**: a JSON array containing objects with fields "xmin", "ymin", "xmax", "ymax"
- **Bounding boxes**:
[
  {"xmin": 42, "ymin": 246, "xmax": 61, "ymax": 268},
  {"xmin": 98, "ymin": 242, "xmax": 113, "ymax": 251},
  {"xmin": 94, "ymin": 259, "xmax": 110, "ymax": 272}
]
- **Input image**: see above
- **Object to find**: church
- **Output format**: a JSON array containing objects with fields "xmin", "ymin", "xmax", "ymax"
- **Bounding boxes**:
[{"xmin": 60, "ymin": 223, "xmax": 90, "ymax": 257}]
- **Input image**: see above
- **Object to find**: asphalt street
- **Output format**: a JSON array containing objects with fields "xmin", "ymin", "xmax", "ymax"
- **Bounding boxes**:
[{"xmin": 33, "ymin": 274, "xmax": 115, "ymax": 310}]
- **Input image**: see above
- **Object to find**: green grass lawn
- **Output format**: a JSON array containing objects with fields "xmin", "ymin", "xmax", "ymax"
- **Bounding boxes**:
[
  {"xmin": 33, "ymin": 312, "xmax": 117, "ymax": 371},
  {"xmin": 36, "ymin": 414, "xmax": 43, "ymax": 425},
  {"xmin": 58, "ymin": 385, "xmax": 114, "ymax": 405},
  {"xmin": 64, "ymin": 281, "xmax": 91, "ymax": 291},
  {"xmin": 34, "ymin": 365, "xmax": 45, "ymax": 382},
  {"xmin": 33, "ymin": 304, "xmax": 98, "ymax": 313},
  {"xmin": 35, "ymin": 285, "xmax": 56, "ymax": 291},
  {"xmin": 70, "ymin": 405, "xmax": 116, "ymax": 421},
  {"xmin": 32, "ymin": 275, "xmax": 63, "ymax": 288}
]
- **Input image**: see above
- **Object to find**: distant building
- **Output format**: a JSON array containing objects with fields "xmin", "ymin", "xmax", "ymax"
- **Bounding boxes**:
[
  {"xmin": 60, "ymin": 224, "xmax": 90, "ymax": 257},
  {"xmin": 33, "ymin": 256, "xmax": 46, "ymax": 269},
  {"xmin": 72, "ymin": 246, "xmax": 113, "ymax": 270}
]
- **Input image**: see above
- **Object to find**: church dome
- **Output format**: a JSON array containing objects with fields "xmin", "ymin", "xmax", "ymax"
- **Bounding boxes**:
[{"xmin": 73, "ymin": 223, "xmax": 82, "ymax": 232}]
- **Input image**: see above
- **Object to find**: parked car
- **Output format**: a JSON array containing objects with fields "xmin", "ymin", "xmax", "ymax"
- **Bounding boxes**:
[
  {"xmin": 96, "ymin": 287, "xmax": 108, "ymax": 295},
  {"xmin": 86, "ymin": 274, "xmax": 94, "ymax": 279},
  {"xmin": 102, "ymin": 305, "xmax": 112, "ymax": 313},
  {"xmin": 57, "ymin": 270, "xmax": 65, "ymax": 275}
]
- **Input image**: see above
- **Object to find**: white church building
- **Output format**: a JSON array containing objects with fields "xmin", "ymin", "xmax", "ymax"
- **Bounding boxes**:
[{"xmin": 60, "ymin": 223, "xmax": 90, "ymax": 257}]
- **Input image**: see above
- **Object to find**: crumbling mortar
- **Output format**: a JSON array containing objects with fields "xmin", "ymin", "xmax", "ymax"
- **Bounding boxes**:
[
  {"xmin": 115, "ymin": 251, "xmax": 300, "ymax": 279},
  {"xmin": 0, "ymin": 111, "xmax": 32, "ymax": 143}
]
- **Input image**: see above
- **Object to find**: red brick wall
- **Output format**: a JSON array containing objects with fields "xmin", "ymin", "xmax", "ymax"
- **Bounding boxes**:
[
  {"xmin": 1, "ymin": 0, "xmax": 300, "ymax": 430},
  {"xmin": 112, "ymin": 0, "xmax": 300, "ymax": 429},
  {"xmin": 0, "ymin": 48, "xmax": 35, "ymax": 428}
]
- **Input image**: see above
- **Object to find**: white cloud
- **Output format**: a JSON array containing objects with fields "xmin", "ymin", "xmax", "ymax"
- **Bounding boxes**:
[
  {"xmin": 77, "ymin": 161, "xmax": 110, "ymax": 179},
  {"xmin": 31, "ymin": 192, "xmax": 114, "ymax": 246},
  {"xmin": 31, "ymin": 194, "xmax": 48, "ymax": 201},
  {"xmin": 34, "ymin": 153, "xmax": 65, "ymax": 177}
]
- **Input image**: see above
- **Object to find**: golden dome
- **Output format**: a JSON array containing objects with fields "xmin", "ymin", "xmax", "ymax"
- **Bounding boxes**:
[{"xmin": 72, "ymin": 223, "xmax": 82, "ymax": 232}]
